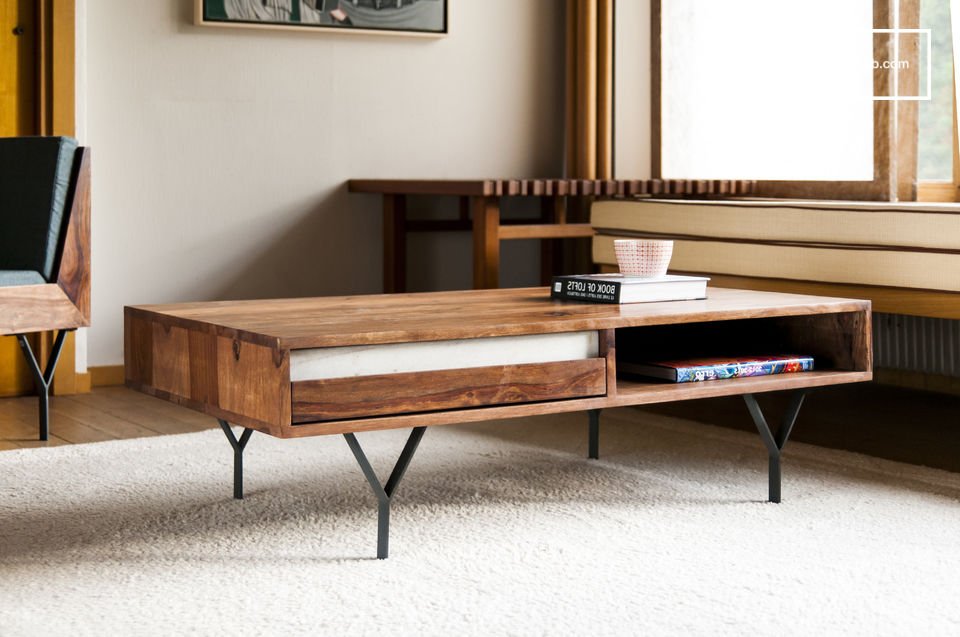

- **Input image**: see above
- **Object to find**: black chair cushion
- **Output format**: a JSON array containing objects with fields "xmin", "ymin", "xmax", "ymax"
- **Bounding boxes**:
[{"xmin": 0, "ymin": 136, "xmax": 79, "ymax": 282}]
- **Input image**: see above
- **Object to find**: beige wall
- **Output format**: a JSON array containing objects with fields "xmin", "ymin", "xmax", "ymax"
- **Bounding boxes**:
[
  {"xmin": 79, "ymin": 0, "xmax": 565, "ymax": 366},
  {"xmin": 614, "ymin": 0, "xmax": 651, "ymax": 179}
]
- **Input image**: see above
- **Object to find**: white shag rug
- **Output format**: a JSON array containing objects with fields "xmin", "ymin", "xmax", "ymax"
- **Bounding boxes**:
[{"xmin": 1, "ymin": 407, "xmax": 959, "ymax": 636}]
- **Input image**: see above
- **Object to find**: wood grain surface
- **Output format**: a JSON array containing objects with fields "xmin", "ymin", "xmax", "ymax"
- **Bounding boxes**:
[
  {"xmin": 291, "ymin": 359, "xmax": 606, "ymax": 423},
  {"xmin": 125, "ymin": 310, "xmax": 290, "ymax": 433},
  {"xmin": 0, "ymin": 284, "xmax": 86, "ymax": 336},
  {"xmin": 770, "ymin": 312, "xmax": 872, "ymax": 372},
  {"xmin": 599, "ymin": 329, "xmax": 616, "ymax": 398},
  {"xmin": 126, "ymin": 287, "xmax": 870, "ymax": 350},
  {"xmin": 472, "ymin": 196, "xmax": 500, "ymax": 289},
  {"xmin": 282, "ymin": 370, "xmax": 872, "ymax": 438},
  {"xmin": 0, "ymin": 147, "xmax": 91, "ymax": 336},
  {"xmin": 55, "ymin": 147, "xmax": 91, "ymax": 320}
]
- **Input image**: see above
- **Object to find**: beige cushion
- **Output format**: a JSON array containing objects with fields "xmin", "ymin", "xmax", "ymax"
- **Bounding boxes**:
[
  {"xmin": 591, "ymin": 199, "xmax": 960, "ymax": 292},
  {"xmin": 592, "ymin": 199, "xmax": 960, "ymax": 251}
]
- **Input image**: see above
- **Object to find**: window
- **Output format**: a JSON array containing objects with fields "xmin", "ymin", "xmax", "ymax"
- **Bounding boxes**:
[
  {"xmin": 918, "ymin": 0, "xmax": 953, "ymax": 180},
  {"xmin": 659, "ymin": 0, "xmax": 873, "ymax": 182},
  {"xmin": 651, "ymin": 0, "xmax": 940, "ymax": 202},
  {"xmin": 916, "ymin": 0, "xmax": 957, "ymax": 200}
]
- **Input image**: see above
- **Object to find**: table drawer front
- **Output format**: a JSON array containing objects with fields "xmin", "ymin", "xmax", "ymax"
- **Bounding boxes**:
[{"xmin": 291, "ymin": 358, "xmax": 606, "ymax": 424}]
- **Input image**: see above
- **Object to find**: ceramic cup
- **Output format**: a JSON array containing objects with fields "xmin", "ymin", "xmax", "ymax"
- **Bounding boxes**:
[{"xmin": 613, "ymin": 239, "xmax": 674, "ymax": 278}]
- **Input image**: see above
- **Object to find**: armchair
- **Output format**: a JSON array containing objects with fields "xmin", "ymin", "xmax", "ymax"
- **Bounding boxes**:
[{"xmin": 0, "ymin": 137, "xmax": 91, "ymax": 440}]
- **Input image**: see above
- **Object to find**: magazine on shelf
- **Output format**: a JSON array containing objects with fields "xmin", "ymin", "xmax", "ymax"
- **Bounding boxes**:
[
  {"xmin": 550, "ymin": 273, "xmax": 709, "ymax": 304},
  {"xmin": 618, "ymin": 355, "xmax": 815, "ymax": 383}
]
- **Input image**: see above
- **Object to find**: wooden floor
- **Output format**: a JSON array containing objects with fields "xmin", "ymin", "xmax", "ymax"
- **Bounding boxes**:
[
  {"xmin": 1, "ymin": 383, "xmax": 959, "ymax": 474},
  {"xmin": 0, "ymin": 385, "xmax": 215, "ymax": 450}
]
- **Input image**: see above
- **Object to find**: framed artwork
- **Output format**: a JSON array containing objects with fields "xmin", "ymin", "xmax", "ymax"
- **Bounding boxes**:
[{"xmin": 195, "ymin": 0, "xmax": 448, "ymax": 37}]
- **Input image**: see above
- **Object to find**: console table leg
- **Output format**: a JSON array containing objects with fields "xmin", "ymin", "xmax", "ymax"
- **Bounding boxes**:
[
  {"xmin": 383, "ymin": 194, "xmax": 407, "ymax": 293},
  {"xmin": 588, "ymin": 409, "xmax": 601, "ymax": 459},
  {"xmin": 218, "ymin": 420, "xmax": 254, "ymax": 500},
  {"xmin": 16, "ymin": 330, "xmax": 69, "ymax": 441},
  {"xmin": 343, "ymin": 426, "xmax": 427, "ymax": 559},
  {"xmin": 743, "ymin": 391, "xmax": 806, "ymax": 503},
  {"xmin": 472, "ymin": 196, "xmax": 501, "ymax": 289}
]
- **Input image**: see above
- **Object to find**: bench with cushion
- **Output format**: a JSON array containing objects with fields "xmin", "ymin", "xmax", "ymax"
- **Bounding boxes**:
[
  {"xmin": 0, "ymin": 136, "xmax": 91, "ymax": 440},
  {"xmin": 591, "ymin": 198, "xmax": 960, "ymax": 320}
]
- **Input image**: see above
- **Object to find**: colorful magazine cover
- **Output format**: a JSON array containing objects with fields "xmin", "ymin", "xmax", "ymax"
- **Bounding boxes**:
[{"xmin": 626, "ymin": 355, "xmax": 814, "ymax": 383}]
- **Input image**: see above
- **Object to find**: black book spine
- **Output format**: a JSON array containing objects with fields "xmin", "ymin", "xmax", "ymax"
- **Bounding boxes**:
[{"xmin": 550, "ymin": 277, "xmax": 621, "ymax": 303}]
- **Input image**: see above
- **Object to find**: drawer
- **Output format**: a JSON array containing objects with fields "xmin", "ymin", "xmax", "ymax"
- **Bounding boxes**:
[{"xmin": 291, "ymin": 358, "xmax": 607, "ymax": 423}]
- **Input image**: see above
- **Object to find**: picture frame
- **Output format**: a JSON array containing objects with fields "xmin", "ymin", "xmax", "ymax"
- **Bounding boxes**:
[{"xmin": 194, "ymin": 0, "xmax": 448, "ymax": 38}]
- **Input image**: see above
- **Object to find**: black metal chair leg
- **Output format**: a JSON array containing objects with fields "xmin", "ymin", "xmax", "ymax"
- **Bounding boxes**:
[
  {"xmin": 344, "ymin": 426, "xmax": 427, "ymax": 559},
  {"xmin": 16, "ymin": 330, "xmax": 69, "ymax": 441},
  {"xmin": 588, "ymin": 409, "xmax": 601, "ymax": 459},
  {"xmin": 219, "ymin": 420, "xmax": 254, "ymax": 499},
  {"xmin": 743, "ymin": 391, "xmax": 806, "ymax": 503}
]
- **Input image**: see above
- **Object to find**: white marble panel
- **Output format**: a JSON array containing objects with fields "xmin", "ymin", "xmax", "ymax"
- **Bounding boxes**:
[{"xmin": 290, "ymin": 331, "xmax": 599, "ymax": 381}]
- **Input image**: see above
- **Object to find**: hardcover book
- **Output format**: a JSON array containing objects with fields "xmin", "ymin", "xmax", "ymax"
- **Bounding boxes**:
[
  {"xmin": 618, "ymin": 355, "xmax": 815, "ymax": 383},
  {"xmin": 551, "ymin": 273, "xmax": 709, "ymax": 304}
]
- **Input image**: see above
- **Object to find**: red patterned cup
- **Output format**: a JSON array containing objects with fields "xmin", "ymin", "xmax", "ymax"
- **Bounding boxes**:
[{"xmin": 613, "ymin": 239, "xmax": 674, "ymax": 278}]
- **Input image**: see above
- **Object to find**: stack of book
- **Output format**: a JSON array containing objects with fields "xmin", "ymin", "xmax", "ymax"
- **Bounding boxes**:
[{"xmin": 551, "ymin": 273, "xmax": 709, "ymax": 304}]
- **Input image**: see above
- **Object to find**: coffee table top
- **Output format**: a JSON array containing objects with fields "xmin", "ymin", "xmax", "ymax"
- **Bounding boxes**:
[{"xmin": 126, "ymin": 287, "xmax": 869, "ymax": 351}]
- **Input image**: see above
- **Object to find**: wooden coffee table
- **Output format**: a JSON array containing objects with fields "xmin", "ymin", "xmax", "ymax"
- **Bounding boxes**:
[{"xmin": 125, "ymin": 287, "xmax": 871, "ymax": 558}]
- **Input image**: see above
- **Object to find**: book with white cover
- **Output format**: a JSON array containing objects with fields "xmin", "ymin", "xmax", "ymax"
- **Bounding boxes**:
[{"xmin": 550, "ymin": 273, "xmax": 709, "ymax": 304}]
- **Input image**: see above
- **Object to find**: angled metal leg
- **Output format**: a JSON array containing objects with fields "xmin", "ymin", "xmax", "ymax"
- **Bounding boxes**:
[
  {"xmin": 743, "ymin": 391, "xmax": 806, "ymax": 503},
  {"xmin": 16, "ymin": 330, "xmax": 70, "ymax": 441},
  {"xmin": 219, "ymin": 420, "xmax": 254, "ymax": 500},
  {"xmin": 588, "ymin": 409, "xmax": 601, "ymax": 460},
  {"xmin": 343, "ymin": 426, "xmax": 427, "ymax": 559}
]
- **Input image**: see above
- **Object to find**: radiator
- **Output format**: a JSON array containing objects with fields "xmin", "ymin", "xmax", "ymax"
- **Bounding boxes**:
[{"xmin": 873, "ymin": 313, "xmax": 960, "ymax": 377}]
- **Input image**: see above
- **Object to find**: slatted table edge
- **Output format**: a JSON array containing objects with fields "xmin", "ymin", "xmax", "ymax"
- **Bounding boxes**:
[{"xmin": 347, "ymin": 179, "xmax": 758, "ymax": 197}]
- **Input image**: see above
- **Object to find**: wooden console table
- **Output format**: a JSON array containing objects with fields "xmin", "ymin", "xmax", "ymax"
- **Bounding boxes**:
[
  {"xmin": 347, "ymin": 179, "xmax": 756, "ymax": 291},
  {"xmin": 125, "ymin": 286, "xmax": 870, "ymax": 558}
]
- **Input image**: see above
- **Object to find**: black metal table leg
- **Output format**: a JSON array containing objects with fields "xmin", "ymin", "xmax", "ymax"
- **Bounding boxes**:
[
  {"xmin": 743, "ymin": 391, "xmax": 806, "ymax": 503},
  {"xmin": 219, "ymin": 420, "xmax": 254, "ymax": 499},
  {"xmin": 588, "ymin": 409, "xmax": 601, "ymax": 459},
  {"xmin": 344, "ymin": 426, "xmax": 426, "ymax": 559},
  {"xmin": 16, "ymin": 330, "xmax": 70, "ymax": 441}
]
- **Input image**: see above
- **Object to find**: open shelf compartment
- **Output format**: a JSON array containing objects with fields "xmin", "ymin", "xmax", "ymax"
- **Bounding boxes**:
[{"xmin": 610, "ymin": 310, "xmax": 872, "ymax": 405}]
